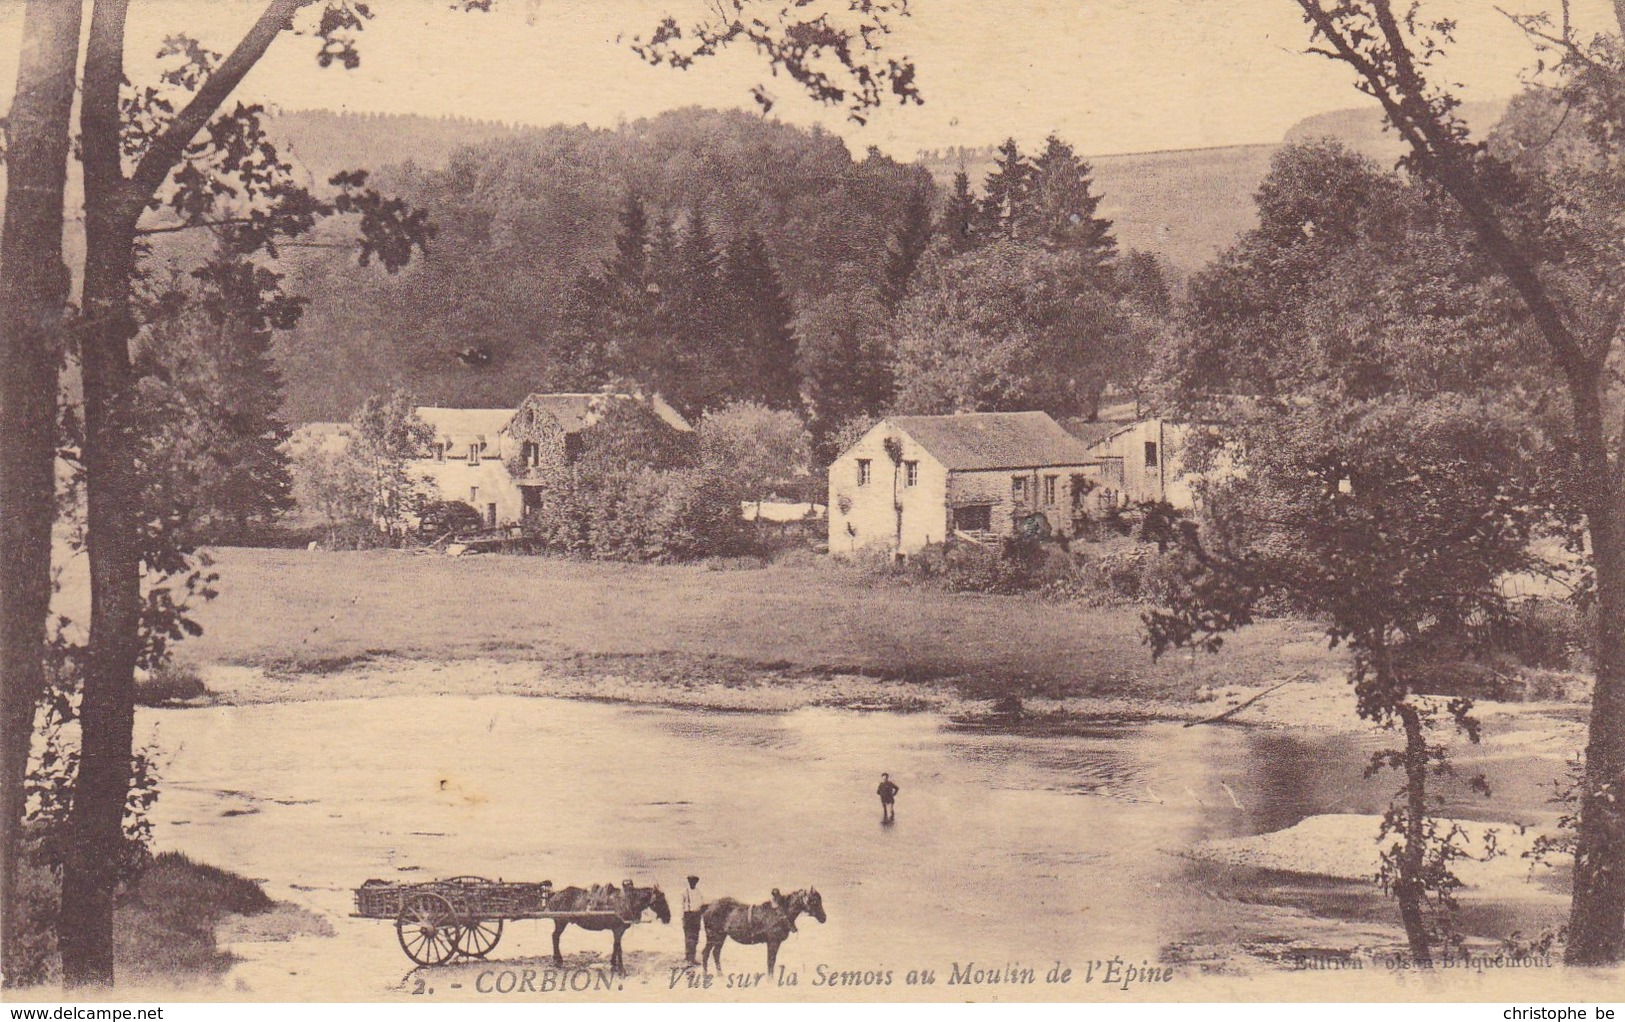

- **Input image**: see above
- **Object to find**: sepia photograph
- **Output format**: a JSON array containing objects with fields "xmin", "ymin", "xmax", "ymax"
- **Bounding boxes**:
[{"xmin": 1, "ymin": 0, "xmax": 1624, "ymax": 1008}]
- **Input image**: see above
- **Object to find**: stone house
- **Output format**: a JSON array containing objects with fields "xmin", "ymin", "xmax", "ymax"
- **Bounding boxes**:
[
  {"xmin": 416, "ymin": 393, "xmax": 692, "ymax": 528},
  {"xmin": 827, "ymin": 412, "xmax": 1099, "ymax": 557}
]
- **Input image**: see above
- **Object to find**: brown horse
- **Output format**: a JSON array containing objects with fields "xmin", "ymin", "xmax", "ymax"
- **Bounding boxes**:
[
  {"xmin": 700, "ymin": 887, "xmax": 825, "ymax": 974},
  {"xmin": 548, "ymin": 881, "xmax": 671, "ymax": 975}
]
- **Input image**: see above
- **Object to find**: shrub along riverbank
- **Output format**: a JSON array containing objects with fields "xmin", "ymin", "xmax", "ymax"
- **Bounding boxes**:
[{"xmin": 12, "ymin": 851, "xmax": 311, "ymax": 988}]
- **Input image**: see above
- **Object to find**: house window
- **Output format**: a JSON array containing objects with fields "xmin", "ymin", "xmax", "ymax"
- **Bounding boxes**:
[
  {"xmin": 904, "ymin": 461, "xmax": 919, "ymax": 487},
  {"xmin": 1144, "ymin": 441, "xmax": 1159, "ymax": 468},
  {"xmin": 521, "ymin": 441, "xmax": 539, "ymax": 468},
  {"xmin": 857, "ymin": 459, "xmax": 872, "ymax": 486},
  {"xmin": 470, "ymin": 486, "xmax": 479, "ymax": 504},
  {"xmin": 468, "ymin": 443, "xmax": 481, "ymax": 466},
  {"xmin": 432, "ymin": 443, "xmax": 445, "ymax": 463},
  {"xmin": 1044, "ymin": 475, "xmax": 1058, "ymax": 505},
  {"xmin": 1012, "ymin": 476, "xmax": 1027, "ymax": 502}
]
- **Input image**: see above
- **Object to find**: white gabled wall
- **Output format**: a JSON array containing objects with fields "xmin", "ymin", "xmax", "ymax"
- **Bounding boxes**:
[
  {"xmin": 1080, "ymin": 419, "xmax": 1196, "ymax": 509},
  {"xmin": 416, "ymin": 452, "xmax": 524, "ymax": 526},
  {"xmin": 827, "ymin": 421, "xmax": 950, "ymax": 557}
]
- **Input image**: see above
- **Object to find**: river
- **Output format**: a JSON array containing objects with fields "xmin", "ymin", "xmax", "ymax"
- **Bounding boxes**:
[{"xmin": 138, "ymin": 695, "xmax": 1571, "ymax": 998}]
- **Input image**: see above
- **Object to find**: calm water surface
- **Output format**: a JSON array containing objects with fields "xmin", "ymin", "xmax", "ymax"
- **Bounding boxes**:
[{"xmin": 140, "ymin": 696, "xmax": 1567, "ymax": 995}]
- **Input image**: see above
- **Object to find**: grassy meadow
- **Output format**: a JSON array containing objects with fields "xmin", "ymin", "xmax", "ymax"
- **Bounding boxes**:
[{"xmin": 174, "ymin": 547, "xmax": 1338, "ymax": 703}]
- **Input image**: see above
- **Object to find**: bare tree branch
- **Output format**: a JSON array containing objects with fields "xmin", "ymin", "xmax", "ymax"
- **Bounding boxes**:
[
  {"xmin": 1496, "ymin": 2, "xmax": 1625, "ymax": 96},
  {"xmin": 132, "ymin": 217, "xmax": 256, "ymax": 237}
]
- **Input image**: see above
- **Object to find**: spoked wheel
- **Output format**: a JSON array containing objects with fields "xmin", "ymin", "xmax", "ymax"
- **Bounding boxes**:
[
  {"xmin": 396, "ymin": 892, "xmax": 463, "ymax": 966},
  {"xmin": 455, "ymin": 917, "xmax": 504, "ymax": 958}
]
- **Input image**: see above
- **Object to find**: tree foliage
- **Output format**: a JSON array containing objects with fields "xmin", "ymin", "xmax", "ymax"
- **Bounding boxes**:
[
  {"xmin": 698, "ymin": 402, "xmax": 813, "ymax": 504},
  {"xmin": 890, "ymin": 240, "xmax": 1135, "ymax": 420},
  {"xmin": 132, "ymin": 255, "xmax": 299, "ymax": 544},
  {"xmin": 3, "ymin": 0, "xmax": 926, "ymax": 987},
  {"xmin": 1169, "ymin": 140, "xmax": 1540, "ymax": 409},
  {"xmin": 628, "ymin": 0, "xmax": 922, "ymax": 125},
  {"xmin": 885, "ymin": 133, "xmax": 1148, "ymax": 423},
  {"xmin": 278, "ymin": 110, "xmax": 934, "ymax": 419},
  {"xmin": 1145, "ymin": 396, "xmax": 1556, "ymax": 963},
  {"xmin": 797, "ymin": 281, "xmax": 896, "ymax": 458},
  {"xmin": 347, "ymin": 390, "xmax": 434, "ymax": 533},
  {"xmin": 557, "ymin": 198, "xmax": 805, "ymax": 417},
  {"xmin": 970, "ymin": 134, "xmax": 1115, "ymax": 261},
  {"xmin": 288, "ymin": 428, "xmax": 374, "ymax": 539},
  {"xmin": 723, "ymin": 231, "xmax": 802, "ymax": 410}
]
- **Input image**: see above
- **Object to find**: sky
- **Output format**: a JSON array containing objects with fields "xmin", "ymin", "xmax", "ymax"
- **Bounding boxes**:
[{"xmin": 0, "ymin": 0, "xmax": 1618, "ymax": 158}]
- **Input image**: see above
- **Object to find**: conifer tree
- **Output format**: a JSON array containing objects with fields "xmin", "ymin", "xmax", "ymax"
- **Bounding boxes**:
[
  {"xmin": 798, "ymin": 284, "xmax": 895, "ymax": 457},
  {"xmin": 554, "ymin": 269, "xmax": 616, "ymax": 389},
  {"xmin": 134, "ymin": 255, "xmax": 299, "ymax": 543},
  {"xmin": 604, "ymin": 192, "xmax": 652, "ymax": 291},
  {"xmin": 1025, "ymin": 133, "xmax": 1116, "ymax": 264},
  {"xmin": 882, "ymin": 184, "xmax": 936, "ymax": 307},
  {"xmin": 612, "ymin": 202, "xmax": 674, "ymax": 391},
  {"xmin": 976, "ymin": 138, "xmax": 1031, "ymax": 240},
  {"xmin": 664, "ymin": 207, "xmax": 729, "ymax": 413},
  {"xmin": 722, "ymin": 230, "xmax": 801, "ymax": 410},
  {"xmin": 942, "ymin": 171, "xmax": 978, "ymax": 254},
  {"xmin": 559, "ymin": 192, "xmax": 660, "ymax": 390}
]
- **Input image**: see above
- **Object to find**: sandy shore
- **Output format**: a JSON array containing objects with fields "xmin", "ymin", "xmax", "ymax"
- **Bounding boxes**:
[
  {"xmin": 180, "ymin": 652, "xmax": 1591, "ymax": 740},
  {"xmin": 1186, "ymin": 812, "xmax": 1567, "ymax": 891}
]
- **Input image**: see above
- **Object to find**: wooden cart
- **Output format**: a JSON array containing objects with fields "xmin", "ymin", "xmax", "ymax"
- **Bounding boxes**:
[{"xmin": 352, "ymin": 876, "xmax": 636, "ymax": 966}]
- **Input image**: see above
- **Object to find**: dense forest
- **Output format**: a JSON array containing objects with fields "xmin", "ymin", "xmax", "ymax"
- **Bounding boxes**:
[
  {"xmin": 270, "ymin": 107, "xmax": 932, "ymax": 422},
  {"xmin": 259, "ymin": 103, "xmax": 1499, "ymax": 426}
]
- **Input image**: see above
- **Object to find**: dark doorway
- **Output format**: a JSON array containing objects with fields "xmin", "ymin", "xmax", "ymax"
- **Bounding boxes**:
[{"xmin": 955, "ymin": 505, "xmax": 992, "ymax": 532}]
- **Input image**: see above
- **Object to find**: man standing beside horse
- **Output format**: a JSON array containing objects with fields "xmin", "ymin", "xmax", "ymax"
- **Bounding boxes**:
[{"xmin": 682, "ymin": 874, "xmax": 708, "ymax": 965}]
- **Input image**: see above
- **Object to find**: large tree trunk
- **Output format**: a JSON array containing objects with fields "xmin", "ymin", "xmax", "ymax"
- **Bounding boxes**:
[
  {"xmin": 58, "ymin": 234, "xmax": 142, "ymax": 988},
  {"xmin": 54, "ymin": 0, "xmax": 307, "ymax": 985},
  {"xmin": 52, "ymin": 1, "xmax": 313, "ymax": 983},
  {"xmin": 58, "ymin": 0, "xmax": 142, "ymax": 988},
  {"xmin": 1565, "ymin": 380, "xmax": 1625, "ymax": 965},
  {"xmin": 1395, "ymin": 702, "xmax": 1434, "ymax": 968},
  {"xmin": 0, "ymin": 0, "xmax": 82, "ymax": 987}
]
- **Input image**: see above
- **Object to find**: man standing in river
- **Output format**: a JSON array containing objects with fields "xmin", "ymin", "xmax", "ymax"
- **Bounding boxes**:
[
  {"xmin": 877, "ymin": 773, "xmax": 900, "ymax": 822},
  {"xmin": 682, "ymin": 874, "xmax": 707, "ymax": 965}
]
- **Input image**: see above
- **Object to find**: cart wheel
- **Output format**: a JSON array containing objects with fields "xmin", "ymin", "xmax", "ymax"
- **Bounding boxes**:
[
  {"xmin": 396, "ymin": 892, "xmax": 462, "ymax": 966},
  {"xmin": 456, "ymin": 918, "xmax": 503, "ymax": 958}
]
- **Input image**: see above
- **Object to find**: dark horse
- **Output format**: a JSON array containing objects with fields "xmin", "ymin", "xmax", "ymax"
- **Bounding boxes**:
[
  {"xmin": 548, "ymin": 882, "xmax": 671, "ymax": 975},
  {"xmin": 701, "ymin": 887, "xmax": 825, "ymax": 974}
]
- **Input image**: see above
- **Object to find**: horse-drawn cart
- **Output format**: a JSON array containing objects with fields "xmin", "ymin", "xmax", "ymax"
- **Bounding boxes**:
[{"xmin": 353, "ymin": 876, "xmax": 652, "ymax": 966}]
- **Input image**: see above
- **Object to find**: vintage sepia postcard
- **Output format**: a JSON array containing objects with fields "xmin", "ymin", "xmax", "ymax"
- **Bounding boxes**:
[{"xmin": 2, "ymin": 0, "xmax": 1625, "ymax": 1008}]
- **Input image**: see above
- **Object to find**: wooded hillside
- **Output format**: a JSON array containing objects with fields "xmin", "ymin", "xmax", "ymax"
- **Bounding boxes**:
[{"xmin": 260, "ymin": 101, "xmax": 1507, "ymax": 422}]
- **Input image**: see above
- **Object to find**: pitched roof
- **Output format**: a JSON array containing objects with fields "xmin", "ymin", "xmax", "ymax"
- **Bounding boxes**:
[
  {"xmin": 416, "ymin": 407, "xmax": 517, "ymax": 447},
  {"xmin": 887, "ymin": 412, "xmax": 1097, "ymax": 471},
  {"xmin": 1059, "ymin": 417, "xmax": 1136, "ymax": 448},
  {"xmin": 515, "ymin": 393, "xmax": 693, "ymax": 433}
]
